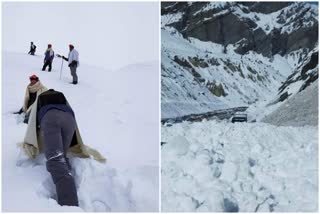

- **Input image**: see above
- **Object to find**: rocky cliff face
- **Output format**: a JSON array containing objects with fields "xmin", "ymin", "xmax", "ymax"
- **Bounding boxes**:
[
  {"xmin": 273, "ymin": 48, "xmax": 318, "ymax": 103},
  {"xmin": 162, "ymin": 2, "xmax": 318, "ymax": 57}
]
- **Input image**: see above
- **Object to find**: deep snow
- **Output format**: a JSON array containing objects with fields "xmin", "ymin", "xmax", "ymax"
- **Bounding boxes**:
[
  {"xmin": 162, "ymin": 120, "xmax": 318, "ymax": 212},
  {"xmin": 2, "ymin": 51, "xmax": 159, "ymax": 212}
]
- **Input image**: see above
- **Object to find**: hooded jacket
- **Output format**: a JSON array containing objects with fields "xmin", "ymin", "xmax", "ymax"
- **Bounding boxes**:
[{"xmin": 20, "ymin": 89, "xmax": 106, "ymax": 163}]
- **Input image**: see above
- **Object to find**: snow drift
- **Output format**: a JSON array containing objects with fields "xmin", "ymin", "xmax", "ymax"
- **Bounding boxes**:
[{"xmin": 162, "ymin": 120, "xmax": 318, "ymax": 212}]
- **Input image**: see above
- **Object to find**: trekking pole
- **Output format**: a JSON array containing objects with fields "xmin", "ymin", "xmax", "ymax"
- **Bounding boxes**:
[{"xmin": 59, "ymin": 57, "xmax": 64, "ymax": 80}]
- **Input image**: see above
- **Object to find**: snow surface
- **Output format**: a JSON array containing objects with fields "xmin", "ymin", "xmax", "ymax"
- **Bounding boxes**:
[
  {"xmin": 263, "ymin": 81, "xmax": 318, "ymax": 127},
  {"xmin": 2, "ymin": 51, "xmax": 159, "ymax": 212},
  {"xmin": 162, "ymin": 120, "xmax": 318, "ymax": 212}
]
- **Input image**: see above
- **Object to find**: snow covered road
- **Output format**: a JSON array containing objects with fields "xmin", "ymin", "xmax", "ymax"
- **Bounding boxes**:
[{"xmin": 161, "ymin": 120, "xmax": 318, "ymax": 212}]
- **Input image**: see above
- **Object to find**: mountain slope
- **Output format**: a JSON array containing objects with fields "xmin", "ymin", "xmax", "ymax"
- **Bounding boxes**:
[
  {"xmin": 161, "ymin": 26, "xmax": 291, "ymax": 118},
  {"xmin": 262, "ymin": 80, "xmax": 318, "ymax": 126},
  {"xmin": 161, "ymin": 2, "xmax": 318, "ymax": 120}
]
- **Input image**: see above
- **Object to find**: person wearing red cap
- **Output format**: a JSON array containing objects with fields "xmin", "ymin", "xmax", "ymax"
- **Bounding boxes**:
[
  {"xmin": 14, "ymin": 75, "xmax": 47, "ymax": 123},
  {"xmin": 57, "ymin": 44, "xmax": 79, "ymax": 84},
  {"xmin": 42, "ymin": 44, "xmax": 55, "ymax": 72}
]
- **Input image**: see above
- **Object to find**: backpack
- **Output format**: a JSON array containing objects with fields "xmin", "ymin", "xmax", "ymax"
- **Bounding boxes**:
[{"xmin": 37, "ymin": 89, "xmax": 67, "ymax": 111}]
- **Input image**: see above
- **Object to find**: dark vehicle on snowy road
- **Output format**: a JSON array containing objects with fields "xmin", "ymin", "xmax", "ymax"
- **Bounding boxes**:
[{"xmin": 231, "ymin": 113, "xmax": 247, "ymax": 123}]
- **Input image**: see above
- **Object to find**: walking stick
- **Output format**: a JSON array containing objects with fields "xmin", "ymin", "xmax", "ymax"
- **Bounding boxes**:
[{"xmin": 59, "ymin": 57, "xmax": 64, "ymax": 80}]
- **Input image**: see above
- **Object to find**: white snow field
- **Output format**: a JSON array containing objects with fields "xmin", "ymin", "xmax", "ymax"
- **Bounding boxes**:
[
  {"xmin": 162, "ymin": 120, "xmax": 318, "ymax": 212},
  {"xmin": 2, "ymin": 51, "xmax": 159, "ymax": 212}
]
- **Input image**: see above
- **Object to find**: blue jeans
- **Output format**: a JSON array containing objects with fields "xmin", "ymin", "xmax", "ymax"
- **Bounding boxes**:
[{"xmin": 40, "ymin": 109, "xmax": 78, "ymax": 206}]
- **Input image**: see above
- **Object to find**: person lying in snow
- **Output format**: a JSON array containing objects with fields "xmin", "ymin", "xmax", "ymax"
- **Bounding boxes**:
[
  {"xmin": 14, "ymin": 74, "xmax": 47, "ymax": 124},
  {"xmin": 18, "ymin": 89, "xmax": 106, "ymax": 206}
]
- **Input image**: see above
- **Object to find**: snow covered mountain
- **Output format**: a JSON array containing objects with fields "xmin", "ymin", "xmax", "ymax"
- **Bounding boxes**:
[
  {"xmin": 2, "ymin": 51, "xmax": 159, "ymax": 212},
  {"xmin": 161, "ymin": 2, "xmax": 318, "ymax": 119},
  {"xmin": 162, "ymin": 2, "xmax": 317, "ymax": 57}
]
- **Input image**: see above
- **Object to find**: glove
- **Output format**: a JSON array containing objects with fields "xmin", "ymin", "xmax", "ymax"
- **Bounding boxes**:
[
  {"xmin": 56, "ymin": 54, "xmax": 61, "ymax": 58},
  {"xmin": 13, "ymin": 108, "xmax": 23, "ymax": 114}
]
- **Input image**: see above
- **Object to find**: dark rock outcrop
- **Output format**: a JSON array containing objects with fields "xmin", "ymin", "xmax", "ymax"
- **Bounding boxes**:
[
  {"xmin": 240, "ymin": 2, "xmax": 293, "ymax": 14},
  {"xmin": 276, "ymin": 50, "xmax": 318, "ymax": 103}
]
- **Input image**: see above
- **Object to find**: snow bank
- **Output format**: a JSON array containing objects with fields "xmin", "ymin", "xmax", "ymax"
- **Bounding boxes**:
[{"xmin": 162, "ymin": 120, "xmax": 318, "ymax": 212}]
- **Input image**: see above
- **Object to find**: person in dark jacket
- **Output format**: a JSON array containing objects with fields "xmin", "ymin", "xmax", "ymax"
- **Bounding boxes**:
[
  {"xmin": 28, "ymin": 42, "xmax": 36, "ymax": 55},
  {"xmin": 37, "ymin": 89, "xmax": 79, "ymax": 206},
  {"xmin": 57, "ymin": 44, "xmax": 79, "ymax": 84},
  {"xmin": 42, "ymin": 44, "xmax": 55, "ymax": 72}
]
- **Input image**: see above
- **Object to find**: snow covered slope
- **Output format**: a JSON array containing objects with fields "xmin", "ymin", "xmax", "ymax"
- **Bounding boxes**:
[
  {"xmin": 161, "ymin": 27, "xmax": 291, "ymax": 119},
  {"xmin": 259, "ymin": 47, "xmax": 318, "ymax": 126},
  {"xmin": 275, "ymin": 48, "xmax": 318, "ymax": 103},
  {"xmin": 263, "ymin": 80, "xmax": 318, "ymax": 126},
  {"xmin": 2, "ymin": 51, "xmax": 159, "ymax": 211},
  {"xmin": 162, "ymin": 120, "xmax": 318, "ymax": 212}
]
